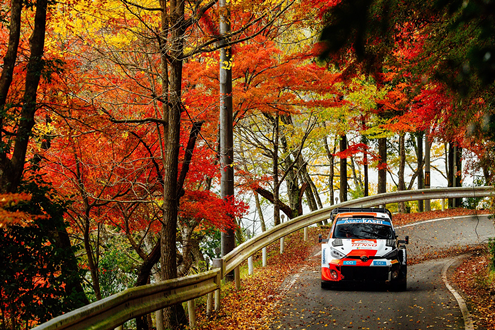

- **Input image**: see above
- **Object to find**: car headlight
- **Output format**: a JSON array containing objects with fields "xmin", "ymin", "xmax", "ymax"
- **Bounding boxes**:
[
  {"xmin": 382, "ymin": 249, "xmax": 398, "ymax": 260},
  {"xmin": 386, "ymin": 239, "xmax": 396, "ymax": 247},
  {"xmin": 330, "ymin": 248, "xmax": 346, "ymax": 259}
]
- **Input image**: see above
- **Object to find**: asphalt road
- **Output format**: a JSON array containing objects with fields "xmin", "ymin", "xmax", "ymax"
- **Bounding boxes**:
[{"xmin": 270, "ymin": 214, "xmax": 494, "ymax": 330}]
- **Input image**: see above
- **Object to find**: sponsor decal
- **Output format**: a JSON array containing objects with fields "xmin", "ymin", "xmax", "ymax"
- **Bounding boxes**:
[
  {"xmin": 322, "ymin": 248, "xmax": 326, "ymax": 264},
  {"xmin": 351, "ymin": 240, "xmax": 378, "ymax": 248},
  {"xmin": 373, "ymin": 261, "xmax": 387, "ymax": 266},
  {"xmin": 343, "ymin": 260, "xmax": 357, "ymax": 265},
  {"xmin": 337, "ymin": 219, "xmax": 391, "ymax": 226}
]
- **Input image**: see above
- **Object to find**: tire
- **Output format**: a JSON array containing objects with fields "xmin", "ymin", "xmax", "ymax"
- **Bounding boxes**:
[
  {"xmin": 394, "ymin": 265, "xmax": 407, "ymax": 291},
  {"xmin": 321, "ymin": 281, "xmax": 333, "ymax": 290},
  {"xmin": 394, "ymin": 278, "xmax": 407, "ymax": 291}
]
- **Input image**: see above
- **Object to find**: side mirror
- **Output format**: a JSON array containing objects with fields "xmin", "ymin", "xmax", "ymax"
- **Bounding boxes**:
[
  {"xmin": 398, "ymin": 235, "xmax": 409, "ymax": 245},
  {"xmin": 318, "ymin": 234, "xmax": 328, "ymax": 243}
]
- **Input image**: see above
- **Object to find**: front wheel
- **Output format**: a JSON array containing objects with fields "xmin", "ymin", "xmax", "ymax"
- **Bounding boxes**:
[{"xmin": 394, "ymin": 265, "xmax": 407, "ymax": 291}]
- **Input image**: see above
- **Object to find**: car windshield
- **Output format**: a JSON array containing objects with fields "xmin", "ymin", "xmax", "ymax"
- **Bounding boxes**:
[{"xmin": 333, "ymin": 218, "xmax": 394, "ymax": 239}]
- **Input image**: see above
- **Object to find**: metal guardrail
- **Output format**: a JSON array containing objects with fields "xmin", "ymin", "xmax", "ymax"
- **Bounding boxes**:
[
  {"xmin": 32, "ymin": 187, "xmax": 494, "ymax": 329},
  {"xmin": 32, "ymin": 270, "xmax": 221, "ymax": 330},
  {"xmin": 222, "ymin": 186, "xmax": 494, "ymax": 275}
]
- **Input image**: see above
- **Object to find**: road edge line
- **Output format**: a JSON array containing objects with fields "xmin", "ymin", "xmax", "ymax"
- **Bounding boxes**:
[
  {"xmin": 442, "ymin": 257, "xmax": 474, "ymax": 330},
  {"xmin": 397, "ymin": 214, "xmax": 490, "ymax": 229}
]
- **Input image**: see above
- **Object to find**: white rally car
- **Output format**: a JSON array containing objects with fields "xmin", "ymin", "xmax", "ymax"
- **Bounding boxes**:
[{"xmin": 319, "ymin": 207, "xmax": 408, "ymax": 290}]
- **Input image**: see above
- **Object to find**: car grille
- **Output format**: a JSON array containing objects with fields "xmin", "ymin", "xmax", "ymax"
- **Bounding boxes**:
[
  {"xmin": 341, "ymin": 266, "xmax": 389, "ymax": 281},
  {"xmin": 346, "ymin": 255, "xmax": 381, "ymax": 260}
]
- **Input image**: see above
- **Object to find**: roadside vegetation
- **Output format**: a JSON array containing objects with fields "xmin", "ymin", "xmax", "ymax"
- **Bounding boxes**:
[{"xmin": 451, "ymin": 237, "xmax": 495, "ymax": 329}]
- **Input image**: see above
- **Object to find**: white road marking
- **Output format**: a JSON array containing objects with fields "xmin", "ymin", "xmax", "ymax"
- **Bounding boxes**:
[
  {"xmin": 442, "ymin": 257, "xmax": 475, "ymax": 330},
  {"xmin": 396, "ymin": 214, "xmax": 486, "ymax": 330}
]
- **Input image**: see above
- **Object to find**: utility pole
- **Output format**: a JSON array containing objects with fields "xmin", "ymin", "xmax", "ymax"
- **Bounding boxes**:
[{"xmin": 219, "ymin": 0, "xmax": 235, "ymax": 280}]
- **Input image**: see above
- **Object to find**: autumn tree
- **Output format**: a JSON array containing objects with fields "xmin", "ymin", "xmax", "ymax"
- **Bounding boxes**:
[
  {"xmin": 42, "ymin": 0, "xmax": 300, "ymax": 327},
  {"xmin": 0, "ymin": 1, "xmax": 91, "ymax": 327},
  {"xmin": 0, "ymin": 178, "xmax": 89, "ymax": 329},
  {"xmin": 318, "ymin": 0, "xmax": 495, "ymax": 192}
]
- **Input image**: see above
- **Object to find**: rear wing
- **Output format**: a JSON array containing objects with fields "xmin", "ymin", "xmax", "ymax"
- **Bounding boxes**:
[{"xmin": 330, "ymin": 207, "xmax": 392, "ymax": 221}]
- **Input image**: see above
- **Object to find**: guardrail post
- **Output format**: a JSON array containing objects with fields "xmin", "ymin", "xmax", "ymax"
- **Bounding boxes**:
[
  {"xmin": 235, "ymin": 266, "xmax": 241, "ymax": 289},
  {"xmin": 212, "ymin": 258, "xmax": 224, "ymax": 311},
  {"xmin": 214, "ymin": 289, "xmax": 221, "ymax": 311},
  {"xmin": 262, "ymin": 247, "xmax": 267, "ymax": 267},
  {"xmin": 280, "ymin": 237, "xmax": 284, "ymax": 254},
  {"xmin": 114, "ymin": 326, "xmax": 123, "ymax": 330},
  {"xmin": 155, "ymin": 309, "xmax": 164, "ymax": 330},
  {"xmin": 441, "ymin": 199, "xmax": 445, "ymax": 211},
  {"xmin": 207, "ymin": 292, "xmax": 213, "ymax": 316},
  {"xmin": 248, "ymin": 256, "xmax": 253, "ymax": 275},
  {"xmin": 188, "ymin": 300, "xmax": 196, "ymax": 328},
  {"xmin": 304, "ymin": 227, "xmax": 308, "ymax": 241},
  {"xmin": 212, "ymin": 258, "xmax": 224, "ymax": 278}
]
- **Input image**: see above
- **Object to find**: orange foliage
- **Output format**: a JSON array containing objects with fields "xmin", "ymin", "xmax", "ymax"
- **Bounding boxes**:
[{"xmin": 0, "ymin": 194, "xmax": 42, "ymax": 228}]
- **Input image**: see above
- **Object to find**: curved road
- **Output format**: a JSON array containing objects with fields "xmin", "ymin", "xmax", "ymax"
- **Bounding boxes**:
[{"xmin": 270, "ymin": 214, "xmax": 494, "ymax": 330}]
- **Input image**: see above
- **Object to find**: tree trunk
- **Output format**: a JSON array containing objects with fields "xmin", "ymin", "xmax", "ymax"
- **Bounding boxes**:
[
  {"xmin": 324, "ymin": 136, "xmax": 337, "ymax": 205},
  {"xmin": 48, "ymin": 212, "xmax": 89, "ymax": 306},
  {"xmin": 455, "ymin": 145, "xmax": 462, "ymax": 207},
  {"xmin": 280, "ymin": 116, "xmax": 302, "ymax": 218},
  {"xmin": 424, "ymin": 133, "xmax": 431, "ymax": 211},
  {"xmin": 273, "ymin": 113, "xmax": 281, "ymax": 226},
  {"xmin": 254, "ymin": 192, "xmax": 267, "ymax": 232},
  {"xmin": 219, "ymin": 0, "xmax": 235, "ymax": 279},
  {"xmin": 447, "ymin": 142, "xmax": 454, "ymax": 208},
  {"xmin": 285, "ymin": 159, "xmax": 301, "ymax": 217},
  {"xmin": 160, "ymin": 0, "xmax": 187, "ymax": 326},
  {"xmin": 350, "ymin": 155, "xmax": 364, "ymax": 196},
  {"xmin": 339, "ymin": 134, "xmax": 347, "ymax": 202},
  {"xmin": 363, "ymin": 135, "xmax": 369, "ymax": 197},
  {"xmin": 298, "ymin": 157, "xmax": 318, "ymax": 211},
  {"xmin": 378, "ymin": 137, "xmax": 387, "ymax": 194},
  {"xmin": 417, "ymin": 132, "xmax": 424, "ymax": 212},
  {"xmin": 255, "ymin": 186, "xmax": 295, "ymax": 220},
  {"xmin": 0, "ymin": 0, "xmax": 47, "ymax": 193},
  {"xmin": 0, "ymin": 0, "xmax": 22, "ymax": 193},
  {"xmin": 83, "ymin": 215, "xmax": 102, "ymax": 300},
  {"xmin": 398, "ymin": 133, "xmax": 406, "ymax": 213}
]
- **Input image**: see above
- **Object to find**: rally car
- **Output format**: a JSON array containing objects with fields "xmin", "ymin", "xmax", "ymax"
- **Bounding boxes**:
[{"xmin": 319, "ymin": 207, "xmax": 408, "ymax": 290}]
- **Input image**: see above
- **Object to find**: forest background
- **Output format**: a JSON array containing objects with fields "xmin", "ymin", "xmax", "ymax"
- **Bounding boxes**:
[{"xmin": 1, "ymin": 0, "xmax": 494, "ymax": 329}]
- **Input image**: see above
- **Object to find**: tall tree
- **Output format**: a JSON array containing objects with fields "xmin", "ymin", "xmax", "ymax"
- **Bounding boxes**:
[
  {"xmin": 219, "ymin": 0, "xmax": 235, "ymax": 272},
  {"xmin": 339, "ymin": 134, "xmax": 348, "ymax": 202},
  {"xmin": 377, "ymin": 137, "xmax": 387, "ymax": 194},
  {"xmin": 0, "ymin": 0, "xmax": 48, "ymax": 193}
]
